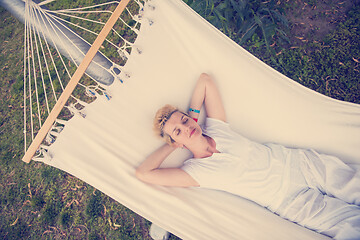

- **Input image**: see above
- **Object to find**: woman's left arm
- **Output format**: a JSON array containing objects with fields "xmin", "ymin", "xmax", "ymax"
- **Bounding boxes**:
[{"xmin": 188, "ymin": 73, "xmax": 226, "ymax": 122}]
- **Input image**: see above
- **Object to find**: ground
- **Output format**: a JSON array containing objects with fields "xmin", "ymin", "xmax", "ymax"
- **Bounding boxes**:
[{"xmin": 284, "ymin": 0, "xmax": 354, "ymax": 45}]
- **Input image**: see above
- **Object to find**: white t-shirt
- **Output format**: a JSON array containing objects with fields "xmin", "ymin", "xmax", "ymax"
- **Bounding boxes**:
[
  {"xmin": 182, "ymin": 118, "xmax": 360, "ymax": 239},
  {"xmin": 181, "ymin": 118, "xmax": 305, "ymax": 211}
]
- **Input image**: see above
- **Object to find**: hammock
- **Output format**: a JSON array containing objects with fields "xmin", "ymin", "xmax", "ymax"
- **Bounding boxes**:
[{"xmin": 13, "ymin": 0, "xmax": 360, "ymax": 239}]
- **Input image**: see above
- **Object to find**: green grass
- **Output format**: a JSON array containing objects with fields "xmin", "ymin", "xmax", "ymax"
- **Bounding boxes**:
[
  {"xmin": 186, "ymin": 0, "xmax": 359, "ymax": 104},
  {"xmin": 0, "ymin": 0, "xmax": 359, "ymax": 239},
  {"xmin": 252, "ymin": 3, "xmax": 360, "ymax": 103},
  {"xmin": 0, "ymin": 2, "xmax": 156, "ymax": 239}
]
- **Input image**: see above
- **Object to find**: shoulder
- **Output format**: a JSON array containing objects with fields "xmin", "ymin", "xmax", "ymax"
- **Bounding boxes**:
[
  {"xmin": 203, "ymin": 117, "xmax": 231, "ymax": 134},
  {"xmin": 205, "ymin": 117, "xmax": 229, "ymax": 127}
]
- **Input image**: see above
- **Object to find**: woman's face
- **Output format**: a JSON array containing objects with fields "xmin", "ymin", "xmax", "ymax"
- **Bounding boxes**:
[{"xmin": 163, "ymin": 111, "xmax": 202, "ymax": 147}]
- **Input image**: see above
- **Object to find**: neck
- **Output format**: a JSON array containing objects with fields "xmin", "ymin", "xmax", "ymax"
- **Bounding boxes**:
[{"xmin": 187, "ymin": 134, "xmax": 217, "ymax": 158}]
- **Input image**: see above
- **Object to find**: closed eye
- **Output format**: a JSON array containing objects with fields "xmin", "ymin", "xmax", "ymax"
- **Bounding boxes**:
[{"xmin": 173, "ymin": 115, "xmax": 188, "ymax": 136}]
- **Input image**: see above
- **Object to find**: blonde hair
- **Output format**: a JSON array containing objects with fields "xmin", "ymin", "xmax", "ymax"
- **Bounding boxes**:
[{"xmin": 153, "ymin": 104, "xmax": 179, "ymax": 145}]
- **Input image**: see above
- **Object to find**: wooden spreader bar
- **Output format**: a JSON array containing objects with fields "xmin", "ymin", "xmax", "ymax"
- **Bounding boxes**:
[{"xmin": 22, "ymin": 0, "xmax": 131, "ymax": 163}]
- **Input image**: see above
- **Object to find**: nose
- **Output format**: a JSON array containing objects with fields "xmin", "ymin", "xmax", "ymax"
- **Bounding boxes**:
[
  {"xmin": 187, "ymin": 125, "xmax": 191, "ymax": 132},
  {"xmin": 180, "ymin": 124, "xmax": 191, "ymax": 134},
  {"xmin": 180, "ymin": 120, "xmax": 191, "ymax": 135},
  {"xmin": 186, "ymin": 125, "xmax": 193, "ymax": 137},
  {"xmin": 181, "ymin": 125, "xmax": 189, "ymax": 131}
]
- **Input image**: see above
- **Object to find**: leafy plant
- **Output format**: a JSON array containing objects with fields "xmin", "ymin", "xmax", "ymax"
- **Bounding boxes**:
[{"xmin": 185, "ymin": 0, "xmax": 289, "ymax": 53}]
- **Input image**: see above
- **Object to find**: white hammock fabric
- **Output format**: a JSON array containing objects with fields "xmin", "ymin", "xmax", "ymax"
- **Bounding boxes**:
[{"xmin": 40, "ymin": 0, "xmax": 360, "ymax": 239}]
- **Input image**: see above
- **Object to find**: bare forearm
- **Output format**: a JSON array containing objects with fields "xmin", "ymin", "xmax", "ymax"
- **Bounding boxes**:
[
  {"xmin": 189, "ymin": 74, "xmax": 207, "ymax": 119},
  {"xmin": 136, "ymin": 144, "xmax": 176, "ymax": 174},
  {"xmin": 190, "ymin": 73, "xmax": 226, "ymax": 122}
]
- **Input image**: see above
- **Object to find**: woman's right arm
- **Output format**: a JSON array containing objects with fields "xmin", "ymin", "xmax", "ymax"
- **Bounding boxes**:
[{"xmin": 135, "ymin": 144, "xmax": 199, "ymax": 187}]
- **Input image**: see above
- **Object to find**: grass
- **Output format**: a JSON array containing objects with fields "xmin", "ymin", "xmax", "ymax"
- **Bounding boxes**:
[
  {"xmin": 0, "ymin": 2, "xmax": 156, "ymax": 239},
  {"xmin": 0, "ymin": 0, "xmax": 359, "ymax": 239}
]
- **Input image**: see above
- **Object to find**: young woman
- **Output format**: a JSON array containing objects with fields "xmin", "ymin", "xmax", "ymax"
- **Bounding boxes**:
[{"xmin": 136, "ymin": 73, "xmax": 360, "ymax": 240}]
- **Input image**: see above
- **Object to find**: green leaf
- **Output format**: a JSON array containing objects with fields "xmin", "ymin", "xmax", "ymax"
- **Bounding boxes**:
[
  {"xmin": 253, "ymin": 13, "xmax": 263, "ymax": 26},
  {"xmin": 214, "ymin": 9, "xmax": 227, "ymax": 22},
  {"xmin": 217, "ymin": 2, "xmax": 228, "ymax": 10},
  {"xmin": 239, "ymin": 24, "xmax": 258, "ymax": 44}
]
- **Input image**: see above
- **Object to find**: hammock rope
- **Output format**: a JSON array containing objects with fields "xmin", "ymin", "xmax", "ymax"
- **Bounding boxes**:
[
  {"xmin": 33, "ymin": 0, "xmax": 121, "ymax": 86},
  {"xmin": 25, "ymin": 1, "xmax": 35, "ymax": 141},
  {"xmin": 34, "ymin": 6, "xmax": 66, "ymax": 95},
  {"xmin": 46, "ymin": 0, "xmax": 142, "ymax": 56},
  {"xmin": 32, "ymin": 14, "xmax": 51, "ymax": 115},
  {"xmin": 36, "ymin": 3, "xmax": 74, "ymax": 85},
  {"xmin": 34, "ymin": 20, "xmax": 59, "ymax": 102},
  {"xmin": 45, "ymin": 0, "xmax": 143, "ymax": 73},
  {"xmin": 50, "ymin": 1, "xmax": 121, "ymax": 12},
  {"xmin": 29, "ymin": 3, "xmax": 44, "ymax": 128},
  {"xmin": 23, "ymin": 2, "xmax": 28, "ymax": 152},
  {"xmin": 20, "ymin": 0, "xmax": 138, "ymax": 163},
  {"xmin": 38, "ymin": 6, "xmax": 87, "ymax": 76},
  {"xmin": 17, "ymin": 0, "xmax": 160, "ymax": 162},
  {"xmin": 37, "ymin": 0, "xmax": 56, "ymax": 6}
]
